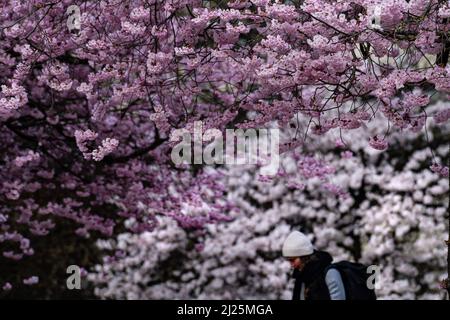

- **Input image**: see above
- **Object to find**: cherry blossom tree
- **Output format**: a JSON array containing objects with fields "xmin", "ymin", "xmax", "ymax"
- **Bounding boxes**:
[
  {"xmin": 89, "ymin": 109, "xmax": 449, "ymax": 299},
  {"xmin": 1, "ymin": 0, "xmax": 449, "ymax": 295}
]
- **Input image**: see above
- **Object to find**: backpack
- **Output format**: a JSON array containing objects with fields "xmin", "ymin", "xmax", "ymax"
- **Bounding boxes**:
[{"xmin": 326, "ymin": 261, "xmax": 377, "ymax": 300}]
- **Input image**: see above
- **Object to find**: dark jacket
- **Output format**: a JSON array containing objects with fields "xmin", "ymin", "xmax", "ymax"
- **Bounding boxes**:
[{"xmin": 292, "ymin": 251, "xmax": 345, "ymax": 300}]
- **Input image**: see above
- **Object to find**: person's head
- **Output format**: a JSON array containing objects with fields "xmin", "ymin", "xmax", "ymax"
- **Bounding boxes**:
[{"xmin": 282, "ymin": 231, "xmax": 314, "ymax": 270}]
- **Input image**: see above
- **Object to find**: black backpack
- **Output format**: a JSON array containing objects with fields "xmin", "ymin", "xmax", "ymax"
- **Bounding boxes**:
[{"xmin": 325, "ymin": 261, "xmax": 377, "ymax": 300}]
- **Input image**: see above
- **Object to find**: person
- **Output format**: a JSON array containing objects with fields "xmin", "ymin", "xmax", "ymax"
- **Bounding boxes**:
[{"xmin": 282, "ymin": 230, "xmax": 346, "ymax": 300}]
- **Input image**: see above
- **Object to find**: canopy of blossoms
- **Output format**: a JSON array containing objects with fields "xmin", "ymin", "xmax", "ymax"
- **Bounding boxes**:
[{"xmin": 0, "ymin": 0, "xmax": 449, "ymax": 295}]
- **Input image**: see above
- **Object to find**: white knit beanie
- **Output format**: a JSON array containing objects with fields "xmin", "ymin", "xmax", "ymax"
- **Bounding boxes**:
[{"xmin": 282, "ymin": 231, "xmax": 314, "ymax": 257}]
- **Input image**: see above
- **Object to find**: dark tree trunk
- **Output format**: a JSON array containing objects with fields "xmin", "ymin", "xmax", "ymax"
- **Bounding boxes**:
[
  {"xmin": 447, "ymin": 141, "xmax": 450, "ymax": 299},
  {"xmin": 437, "ymin": 16, "xmax": 450, "ymax": 68}
]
